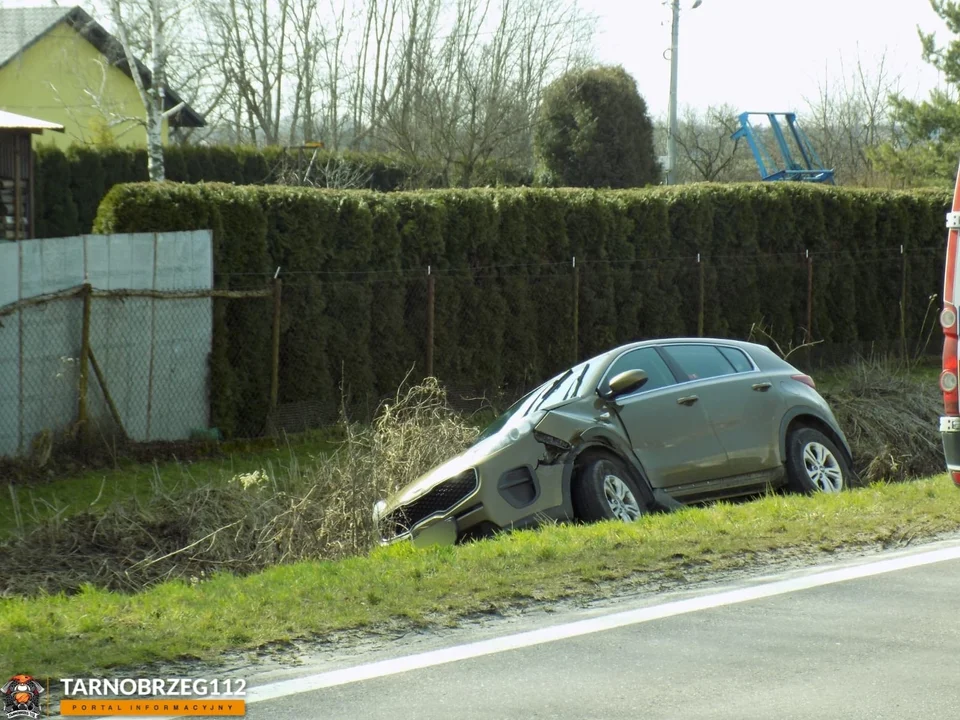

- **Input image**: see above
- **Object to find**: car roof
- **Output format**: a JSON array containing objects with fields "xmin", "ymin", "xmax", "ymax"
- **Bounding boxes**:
[
  {"xmin": 590, "ymin": 337, "xmax": 771, "ymax": 363},
  {"xmin": 573, "ymin": 337, "xmax": 776, "ymax": 389}
]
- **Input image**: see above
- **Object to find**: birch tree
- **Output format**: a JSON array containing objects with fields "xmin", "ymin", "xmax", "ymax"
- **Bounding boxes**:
[{"xmin": 108, "ymin": 0, "xmax": 184, "ymax": 180}]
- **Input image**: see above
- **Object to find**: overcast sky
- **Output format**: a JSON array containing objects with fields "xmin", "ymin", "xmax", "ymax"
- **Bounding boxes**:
[
  {"xmin": 582, "ymin": 0, "xmax": 950, "ymax": 119},
  {"xmin": 3, "ymin": 0, "xmax": 951, "ymax": 123}
]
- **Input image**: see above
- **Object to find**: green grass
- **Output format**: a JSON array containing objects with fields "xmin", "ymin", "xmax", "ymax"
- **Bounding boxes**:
[
  {"xmin": 0, "ymin": 431, "xmax": 341, "ymax": 536},
  {"xmin": 2, "ymin": 476, "xmax": 958, "ymax": 676}
]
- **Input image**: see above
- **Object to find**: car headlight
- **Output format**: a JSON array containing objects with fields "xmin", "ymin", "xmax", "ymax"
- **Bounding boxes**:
[
  {"xmin": 372, "ymin": 499, "xmax": 387, "ymax": 524},
  {"xmin": 484, "ymin": 417, "xmax": 537, "ymax": 452}
]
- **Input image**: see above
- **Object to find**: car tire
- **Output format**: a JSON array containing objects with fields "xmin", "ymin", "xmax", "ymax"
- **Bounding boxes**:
[
  {"xmin": 785, "ymin": 427, "xmax": 850, "ymax": 494},
  {"xmin": 573, "ymin": 454, "xmax": 648, "ymax": 523}
]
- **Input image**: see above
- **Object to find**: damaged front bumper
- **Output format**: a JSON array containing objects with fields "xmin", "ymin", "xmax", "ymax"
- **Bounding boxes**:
[{"xmin": 373, "ymin": 499, "xmax": 460, "ymax": 548}]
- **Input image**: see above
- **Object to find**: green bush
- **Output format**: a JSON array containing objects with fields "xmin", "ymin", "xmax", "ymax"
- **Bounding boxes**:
[
  {"xmin": 94, "ymin": 181, "xmax": 951, "ymax": 435},
  {"xmin": 534, "ymin": 65, "xmax": 661, "ymax": 188}
]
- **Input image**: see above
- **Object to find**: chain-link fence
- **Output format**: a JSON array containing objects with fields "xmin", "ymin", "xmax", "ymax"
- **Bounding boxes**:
[
  {"xmin": 262, "ymin": 244, "xmax": 944, "ymax": 435},
  {"xmin": 0, "ymin": 284, "xmax": 273, "ymax": 460},
  {"xmin": 1, "ymin": 244, "xmax": 945, "ymax": 459}
]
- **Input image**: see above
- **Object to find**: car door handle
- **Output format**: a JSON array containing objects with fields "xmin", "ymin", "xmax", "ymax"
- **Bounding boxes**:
[
  {"xmin": 751, "ymin": 382, "xmax": 773, "ymax": 392},
  {"xmin": 677, "ymin": 395, "xmax": 699, "ymax": 406}
]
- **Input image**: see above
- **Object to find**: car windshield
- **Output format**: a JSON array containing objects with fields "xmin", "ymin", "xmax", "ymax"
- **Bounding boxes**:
[{"xmin": 471, "ymin": 362, "xmax": 590, "ymax": 446}]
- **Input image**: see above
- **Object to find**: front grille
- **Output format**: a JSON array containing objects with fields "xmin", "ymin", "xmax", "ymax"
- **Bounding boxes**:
[{"xmin": 382, "ymin": 469, "xmax": 478, "ymax": 538}]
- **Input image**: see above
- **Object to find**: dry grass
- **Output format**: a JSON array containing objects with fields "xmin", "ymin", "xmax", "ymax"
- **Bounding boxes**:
[
  {"xmin": 820, "ymin": 357, "xmax": 942, "ymax": 483},
  {"xmin": 0, "ymin": 378, "xmax": 479, "ymax": 597}
]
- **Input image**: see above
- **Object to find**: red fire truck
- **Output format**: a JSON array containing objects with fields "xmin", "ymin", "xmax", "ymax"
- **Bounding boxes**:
[{"xmin": 941, "ymin": 165, "xmax": 960, "ymax": 484}]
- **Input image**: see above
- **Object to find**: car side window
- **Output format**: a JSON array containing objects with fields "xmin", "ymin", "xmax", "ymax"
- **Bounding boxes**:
[
  {"xmin": 664, "ymin": 344, "xmax": 737, "ymax": 382},
  {"xmin": 718, "ymin": 346, "xmax": 754, "ymax": 373},
  {"xmin": 602, "ymin": 348, "xmax": 676, "ymax": 395}
]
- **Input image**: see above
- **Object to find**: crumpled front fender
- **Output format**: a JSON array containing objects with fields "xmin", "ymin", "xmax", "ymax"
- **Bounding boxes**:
[{"xmin": 534, "ymin": 403, "xmax": 667, "ymax": 515}]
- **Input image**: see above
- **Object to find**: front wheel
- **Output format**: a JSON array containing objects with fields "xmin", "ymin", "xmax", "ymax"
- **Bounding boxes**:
[
  {"xmin": 785, "ymin": 427, "xmax": 850, "ymax": 494},
  {"xmin": 573, "ymin": 455, "xmax": 647, "ymax": 523}
]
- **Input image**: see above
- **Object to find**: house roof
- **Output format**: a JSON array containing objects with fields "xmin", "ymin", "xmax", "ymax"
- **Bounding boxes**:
[
  {"xmin": 0, "ymin": 5, "xmax": 205, "ymax": 128},
  {"xmin": 0, "ymin": 110, "xmax": 65, "ymax": 134}
]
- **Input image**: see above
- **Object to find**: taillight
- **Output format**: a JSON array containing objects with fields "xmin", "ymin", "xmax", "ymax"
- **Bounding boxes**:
[
  {"xmin": 944, "ymin": 335, "xmax": 959, "ymax": 415},
  {"xmin": 942, "ymin": 303, "xmax": 958, "ymax": 331},
  {"xmin": 791, "ymin": 374, "xmax": 816, "ymax": 389}
]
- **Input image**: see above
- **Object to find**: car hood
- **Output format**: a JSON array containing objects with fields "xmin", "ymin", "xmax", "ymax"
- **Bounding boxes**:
[{"xmin": 384, "ymin": 397, "xmax": 583, "ymax": 509}]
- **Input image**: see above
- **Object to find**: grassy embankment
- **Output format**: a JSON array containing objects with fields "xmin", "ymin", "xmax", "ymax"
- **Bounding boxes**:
[
  {"xmin": 1, "ymin": 476, "xmax": 957, "ymax": 676},
  {"xmin": 0, "ymin": 361, "xmax": 951, "ymax": 675}
]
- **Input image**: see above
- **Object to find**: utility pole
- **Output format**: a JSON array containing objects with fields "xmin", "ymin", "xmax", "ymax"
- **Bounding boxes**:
[
  {"xmin": 666, "ymin": 0, "xmax": 680, "ymax": 185},
  {"xmin": 666, "ymin": 0, "xmax": 701, "ymax": 186}
]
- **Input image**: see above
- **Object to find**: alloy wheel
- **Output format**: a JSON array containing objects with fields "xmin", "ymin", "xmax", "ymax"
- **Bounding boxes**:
[
  {"xmin": 603, "ymin": 474, "xmax": 642, "ymax": 521},
  {"xmin": 802, "ymin": 441, "xmax": 844, "ymax": 493}
]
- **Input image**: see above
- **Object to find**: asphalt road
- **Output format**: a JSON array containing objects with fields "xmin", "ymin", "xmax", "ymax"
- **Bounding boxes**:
[{"xmin": 113, "ymin": 540, "xmax": 960, "ymax": 720}]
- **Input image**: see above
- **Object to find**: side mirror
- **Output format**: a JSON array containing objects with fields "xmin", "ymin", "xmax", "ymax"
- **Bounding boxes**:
[{"xmin": 599, "ymin": 369, "xmax": 648, "ymax": 400}]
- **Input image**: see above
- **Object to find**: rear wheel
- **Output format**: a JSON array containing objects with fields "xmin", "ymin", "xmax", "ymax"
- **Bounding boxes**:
[
  {"xmin": 785, "ymin": 427, "xmax": 850, "ymax": 494},
  {"xmin": 573, "ymin": 454, "xmax": 647, "ymax": 523}
]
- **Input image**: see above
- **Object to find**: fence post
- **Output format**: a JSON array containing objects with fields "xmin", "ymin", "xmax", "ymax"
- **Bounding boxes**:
[
  {"xmin": 806, "ymin": 250, "xmax": 814, "ymax": 343},
  {"xmin": 426, "ymin": 265, "xmax": 435, "ymax": 378},
  {"xmin": 77, "ymin": 283, "xmax": 92, "ymax": 445},
  {"xmin": 697, "ymin": 254, "xmax": 704, "ymax": 338},
  {"xmin": 900, "ymin": 244, "xmax": 908, "ymax": 358},
  {"xmin": 269, "ymin": 275, "xmax": 282, "ymax": 422},
  {"xmin": 572, "ymin": 256, "xmax": 579, "ymax": 363}
]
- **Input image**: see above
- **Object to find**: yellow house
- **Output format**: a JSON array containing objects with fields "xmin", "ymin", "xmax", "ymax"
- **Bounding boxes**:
[{"xmin": 0, "ymin": 5, "xmax": 204, "ymax": 149}]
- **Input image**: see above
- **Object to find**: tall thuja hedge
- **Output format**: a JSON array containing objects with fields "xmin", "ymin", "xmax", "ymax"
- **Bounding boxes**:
[
  {"xmin": 34, "ymin": 145, "xmax": 532, "ymax": 239},
  {"xmin": 94, "ymin": 181, "xmax": 951, "ymax": 435},
  {"xmin": 34, "ymin": 145, "xmax": 81, "ymax": 238}
]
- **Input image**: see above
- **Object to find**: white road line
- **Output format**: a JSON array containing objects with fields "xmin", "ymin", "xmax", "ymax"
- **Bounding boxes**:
[{"xmin": 132, "ymin": 542, "xmax": 960, "ymax": 718}]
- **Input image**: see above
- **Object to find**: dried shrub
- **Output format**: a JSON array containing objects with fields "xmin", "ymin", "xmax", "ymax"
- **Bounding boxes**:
[
  {"xmin": 0, "ymin": 379, "xmax": 480, "ymax": 597},
  {"xmin": 820, "ymin": 358, "xmax": 943, "ymax": 483}
]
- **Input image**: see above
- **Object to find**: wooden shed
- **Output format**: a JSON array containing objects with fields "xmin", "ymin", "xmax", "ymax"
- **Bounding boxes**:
[{"xmin": 0, "ymin": 110, "xmax": 64, "ymax": 240}]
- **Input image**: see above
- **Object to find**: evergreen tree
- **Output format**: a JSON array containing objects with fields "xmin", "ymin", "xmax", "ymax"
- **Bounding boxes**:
[{"xmin": 534, "ymin": 65, "xmax": 661, "ymax": 188}]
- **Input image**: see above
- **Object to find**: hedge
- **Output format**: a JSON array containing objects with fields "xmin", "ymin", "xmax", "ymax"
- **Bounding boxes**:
[
  {"xmin": 34, "ymin": 145, "xmax": 532, "ymax": 240},
  {"xmin": 93, "ymin": 181, "xmax": 951, "ymax": 437}
]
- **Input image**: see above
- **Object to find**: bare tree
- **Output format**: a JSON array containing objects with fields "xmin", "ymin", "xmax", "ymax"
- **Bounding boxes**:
[
  {"xmin": 288, "ymin": 0, "xmax": 322, "ymax": 144},
  {"xmin": 315, "ymin": 0, "xmax": 351, "ymax": 149},
  {"xmin": 803, "ymin": 48, "xmax": 903, "ymax": 186},
  {"xmin": 378, "ymin": 0, "xmax": 594, "ymax": 185},
  {"xmin": 275, "ymin": 148, "xmax": 374, "ymax": 188},
  {"xmin": 107, "ymin": 0, "xmax": 185, "ymax": 180},
  {"xmin": 184, "ymin": 0, "xmax": 594, "ymax": 184},
  {"xmin": 653, "ymin": 105, "xmax": 755, "ymax": 184},
  {"xmin": 672, "ymin": 104, "xmax": 749, "ymax": 182},
  {"xmin": 203, "ymin": 0, "xmax": 292, "ymax": 145}
]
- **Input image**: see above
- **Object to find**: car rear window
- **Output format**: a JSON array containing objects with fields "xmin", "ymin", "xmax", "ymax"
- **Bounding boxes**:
[
  {"xmin": 664, "ymin": 344, "xmax": 737, "ymax": 381},
  {"xmin": 602, "ymin": 348, "xmax": 676, "ymax": 394},
  {"xmin": 718, "ymin": 346, "xmax": 754, "ymax": 373}
]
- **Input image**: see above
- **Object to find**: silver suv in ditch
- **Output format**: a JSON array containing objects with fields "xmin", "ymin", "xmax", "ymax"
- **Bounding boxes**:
[{"xmin": 374, "ymin": 338, "xmax": 853, "ymax": 546}]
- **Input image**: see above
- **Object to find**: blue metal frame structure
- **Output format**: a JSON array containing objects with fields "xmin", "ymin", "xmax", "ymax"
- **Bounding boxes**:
[{"xmin": 732, "ymin": 112, "xmax": 835, "ymax": 184}]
